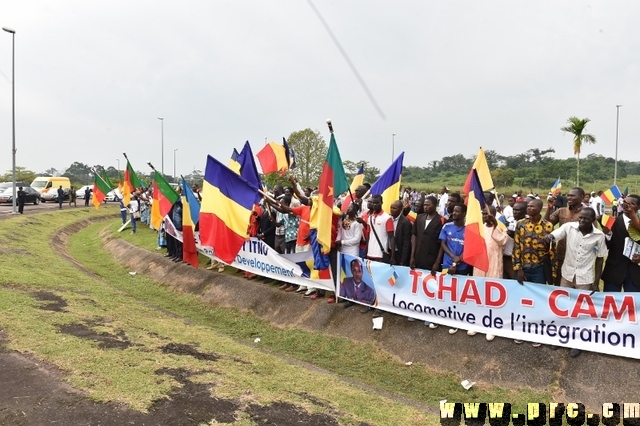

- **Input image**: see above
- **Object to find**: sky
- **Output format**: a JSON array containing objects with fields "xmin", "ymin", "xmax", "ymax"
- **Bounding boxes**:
[{"xmin": 0, "ymin": 1, "xmax": 639, "ymax": 180}]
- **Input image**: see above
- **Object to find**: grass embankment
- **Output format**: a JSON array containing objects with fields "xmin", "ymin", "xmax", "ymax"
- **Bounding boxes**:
[{"xmin": 0, "ymin": 208, "xmax": 550, "ymax": 425}]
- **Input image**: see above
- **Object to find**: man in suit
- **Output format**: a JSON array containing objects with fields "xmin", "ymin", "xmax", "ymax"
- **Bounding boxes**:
[
  {"xmin": 339, "ymin": 258, "xmax": 376, "ymax": 305},
  {"xmin": 410, "ymin": 196, "xmax": 444, "ymax": 271},
  {"xmin": 601, "ymin": 194, "xmax": 640, "ymax": 292},
  {"xmin": 390, "ymin": 200, "xmax": 412, "ymax": 266}
]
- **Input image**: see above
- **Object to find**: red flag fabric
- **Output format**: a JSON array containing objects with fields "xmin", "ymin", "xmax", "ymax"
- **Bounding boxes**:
[
  {"xmin": 151, "ymin": 171, "xmax": 180, "ymax": 231},
  {"xmin": 256, "ymin": 141, "xmax": 288, "ymax": 175}
]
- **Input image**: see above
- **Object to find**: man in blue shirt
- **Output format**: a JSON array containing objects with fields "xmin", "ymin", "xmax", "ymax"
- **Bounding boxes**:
[{"xmin": 428, "ymin": 203, "xmax": 468, "ymax": 334}]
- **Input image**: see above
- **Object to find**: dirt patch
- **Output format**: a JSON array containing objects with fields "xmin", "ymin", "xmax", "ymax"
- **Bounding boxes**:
[
  {"xmin": 33, "ymin": 290, "xmax": 68, "ymax": 312},
  {"xmin": 0, "ymin": 330, "xmax": 340, "ymax": 426},
  {"xmin": 58, "ymin": 322, "xmax": 132, "ymax": 349},
  {"xmin": 153, "ymin": 367, "xmax": 239, "ymax": 424},
  {"xmin": 247, "ymin": 401, "xmax": 339, "ymax": 426},
  {"xmin": 161, "ymin": 342, "xmax": 221, "ymax": 361}
]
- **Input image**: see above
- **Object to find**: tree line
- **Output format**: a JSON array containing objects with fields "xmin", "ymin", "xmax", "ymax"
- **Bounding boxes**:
[{"xmin": 2, "ymin": 128, "xmax": 637, "ymax": 191}]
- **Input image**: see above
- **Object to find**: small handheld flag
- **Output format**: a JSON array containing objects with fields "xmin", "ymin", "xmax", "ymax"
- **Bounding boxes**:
[
  {"xmin": 600, "ymin": 185, "xmax": 622, "ymax": 205},
  {"xmin": 601, "ymin": 214, "xmax": 616, "ymax": 230},
  {"xmin": 551, "ymin": 178, "xmax": 562, "ymax": 195}
]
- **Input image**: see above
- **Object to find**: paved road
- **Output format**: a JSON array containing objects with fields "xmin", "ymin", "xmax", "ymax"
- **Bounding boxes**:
[{"xmin": 0, "ymin": 200, "xmax": 119, "ymax": 217}]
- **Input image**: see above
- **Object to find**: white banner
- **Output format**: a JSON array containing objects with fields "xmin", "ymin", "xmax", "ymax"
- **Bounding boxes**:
[
  {"xmin": 337, "ymin": 253, "xmax": 640, "ymax": 359},
  {"xmin": 164, "ymin": 220, "xmax": 333, "ymax": 290}
]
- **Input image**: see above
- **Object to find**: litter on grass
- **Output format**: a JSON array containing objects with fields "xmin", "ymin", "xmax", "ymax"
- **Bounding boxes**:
[
  {"xmin": 461, "ymin": 380, "xmax": 476, "ymax": 390},
  {"xmin": 372, "ymin": 317, "xmax": 384, "ymax": 330}
]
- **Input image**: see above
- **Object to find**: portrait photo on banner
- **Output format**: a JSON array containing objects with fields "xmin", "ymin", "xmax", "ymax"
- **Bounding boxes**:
[{"xmin": 338, "ymin": 254, "xmax": 378, "ymax": 307}]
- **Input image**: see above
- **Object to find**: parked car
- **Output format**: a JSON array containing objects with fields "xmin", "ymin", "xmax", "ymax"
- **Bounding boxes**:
[
  {"xmin": 40, "ymin": 188, "xmax": 70, "ymax": 203},
  {"xmin": 0, "ymin": 186, "xmax": 40, "ymax": 204},
  {"xmin": 105, "ymin": 190, "xmax": 122, "ymax": 202},
  {"xmin": 0, "ymin": 181, "xmax": 31, "ymax": 190},
  {"xmin": 76, "ymin": 185, "xmax": 93, "ymax": 199}
]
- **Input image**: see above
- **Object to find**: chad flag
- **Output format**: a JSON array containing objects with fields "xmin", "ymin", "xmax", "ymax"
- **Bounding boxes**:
[
  {"xmin": 369, "ymin": 153, "xmax": 404, "ymax": 214},
  {"xmin": 463, "ymin": 169, "xmax": 489, "ymax": 273},
  {"xmin": 181, "ymin": 177, "xmax": 200, "ymax": 267},
  {"xmin": 342, "ymin": 163, "xmax": 365, "ymax": 213},
  {"xmin": 256, "ymin": 141, "xmax": 288, "ymax": 175},
  {"xmin": 600, "ymin": 185, "xmax": 622, "ymax": 205},
  {"xmin": 199, "ymin": 155, "xmax": 261, "ymax": 264},
  {"xmin": 228, "ymin": 148, "xmax": 241, "ymax": 174}
]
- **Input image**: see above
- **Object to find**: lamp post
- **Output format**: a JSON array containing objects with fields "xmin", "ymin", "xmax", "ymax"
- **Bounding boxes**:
[
  {"xmin": 3, "ymin": 27, "xmax": 16, "ymax": 214},
  {"xmin": 158, "ymin": 117, "xmax": 164, "ymax": 175},
  {"xmin": 614, "ymin": 105, "xmax": 622, "ymax": 186},
  {"xmin": 391, "ymin": 133, "xmax": 396, "ymax": 162},
  {"xmin": 173, "ymin": 148, "xmax": 178, "ymax": 180},
  {"xmin": 116, "ymin": 159, "xmax": 120, "ymax": 174}
]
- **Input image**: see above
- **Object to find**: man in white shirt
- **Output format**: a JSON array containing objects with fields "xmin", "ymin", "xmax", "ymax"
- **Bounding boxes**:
[
  {"xmin": 548, "ymin": 207, "xmax": 607, "ymax": 291},
  {"xmin": 589, "ymin": 191, "xmax": 603, "ymax": 219},
  {"xmin": 365, "ymin": 195, "xmax": 395, "ymax": 264},
  {"xmin": 438, "ymin": 186, "xmax": 449, "ymax": 217},
  {"xmin": 502, "ymin": 196, "xmax": 515, "ymax": 224},
  {"xmin": 547, "ymin": 207, "xmax": 607, "ymax": 357}
]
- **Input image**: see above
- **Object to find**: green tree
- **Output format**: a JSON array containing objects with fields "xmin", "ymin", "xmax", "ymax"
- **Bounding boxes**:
[
  {"xmin": 491, "ymin": 168, "xmax": 516, "ymax": 187},
  {"xmin": 561, "ymin": 117, "xmax": 596, "ymax": 186},
  {"xmin": 1, "ymin": 166, "xmax": 36, "ymax": 183},
  {"xmin": 484, "ymin": 150, "xmax": 506, "ymax": 169},
  {"xmin": 287, "ymin": 129, "xmax": 327, "ymax": 187},
  {"xmin": 183, "ymin": 169, "xmax": 203, "ymax": 187},
  {"xmin": 104, "ymin": 166, "xmax": 120, "ymax": 180},
  {"xmin": 43, "ymin": 167, "xmax": 58, "ymax": 177},
  {"xmin": 62, "ymin": 162, "xmax": 93, "ymax": 184},
  {"xmin": 343, "ymin": 160, "xmax": 380, "ymax": 184}
]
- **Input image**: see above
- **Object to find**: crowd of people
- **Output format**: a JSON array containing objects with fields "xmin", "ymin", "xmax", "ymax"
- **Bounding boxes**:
[{"xmin": 117, "ymin": 176, "xmax": 640, "ymax": 357}]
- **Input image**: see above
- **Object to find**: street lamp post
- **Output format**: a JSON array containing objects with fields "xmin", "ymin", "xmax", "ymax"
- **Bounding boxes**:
[
  {"xmin": 116, "ymin": 159, "xmax": 120, "ymax": 174},
  {"xmin": 173, "ymin": 148, "xmax": 178, "ymax": 180},
  {"xmin": 614, "ymin": 105, "xmax": 622, "ymax": 186},
  {"xmin": 3, "ymin": 27, "xmax": 16, "ymax": 214},
  {"xmin": 158, "ymin": 117, "xmax": 164, "ymax": 175},
  {"xmin": 391, "ymin": 133, "xmax": 396, "ymax": 162}
]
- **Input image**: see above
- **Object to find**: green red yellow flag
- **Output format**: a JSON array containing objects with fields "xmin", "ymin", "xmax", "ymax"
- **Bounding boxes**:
[
  {"xmin": 150, "ymin": 171, "xmax": 180, "ymax": 230},
  {"xmin": 123, "ymin": 158, "xmax": 144, "ymax": 206},
  {"xmin": 316, "ymin": 134, "xmax": 349, "ymax": 253},
  {"xmin": 92, "ymin": 171, "xmax": 113, "ymax": 209}
]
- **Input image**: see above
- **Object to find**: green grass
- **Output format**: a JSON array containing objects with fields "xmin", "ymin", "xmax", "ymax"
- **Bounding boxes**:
[
  {"xmin": 0, "ymin": 207, "xmax": 552, "ymax": 425},
  {"xmin": 72, "ymin": 219, "xmax": 551, "ymax": 408}
]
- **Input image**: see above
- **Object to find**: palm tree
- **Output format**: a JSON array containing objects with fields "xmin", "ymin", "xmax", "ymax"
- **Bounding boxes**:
[{"xmin": 561, "ymin": 116, "xmax": 596, "ymax": 186}]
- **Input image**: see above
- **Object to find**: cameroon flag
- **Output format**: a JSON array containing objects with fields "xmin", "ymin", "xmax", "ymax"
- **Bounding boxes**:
[
  {"xmin": 92, "ymin": 172, "xmax": 113, "ymax": 209},
  {"xmin": 316, "ymin": 133, "xmax": 349, "ymax": 253},
  {"xmin": 123, "ymin": 158, "xmax": 144, "ymax": 206},
  {"xmin": 151, "ymin": 171, "xmax": 179, "ymax": 230}
]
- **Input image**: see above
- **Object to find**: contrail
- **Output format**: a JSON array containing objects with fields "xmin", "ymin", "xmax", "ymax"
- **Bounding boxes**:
[{"xmin": 306, "ymin": 0, "xmax": 387, "ymax": 120}]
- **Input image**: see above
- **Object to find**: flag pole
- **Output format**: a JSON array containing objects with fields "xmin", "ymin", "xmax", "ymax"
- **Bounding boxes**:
[
  {"xmin": 327, "ymin": 119, "xmax": 356, "ymax": 210},
  {"xmin": 91, "ymin": 168, "xmax": 113, "ymax": 190}
]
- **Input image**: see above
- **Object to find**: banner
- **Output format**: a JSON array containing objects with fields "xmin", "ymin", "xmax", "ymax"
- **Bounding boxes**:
[
  {"xmin": 337, "ymin": 253, "xmax": 639, "ymax": 359},
  {"xmin": 164, "ymin": 219, "xmax": 333, "ymax": 290}
]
